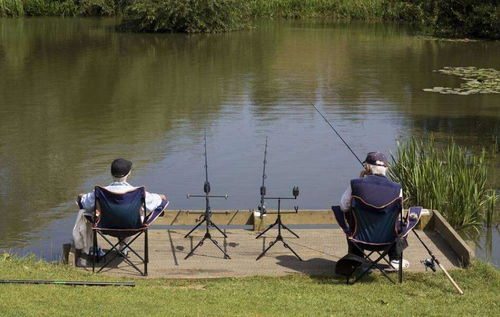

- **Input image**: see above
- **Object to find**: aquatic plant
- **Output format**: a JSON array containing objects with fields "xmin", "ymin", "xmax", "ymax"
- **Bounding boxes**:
[
  {"xmin": 423, "ymin": 67, "xmax": 500, "ymax": 95},
  {"xmin": 119, "ymin": 0, "xmax": 251, "ymax": 33},
  {"xmin": 389, "ymin": 137, "xmax": 498, "ymax": 230}
]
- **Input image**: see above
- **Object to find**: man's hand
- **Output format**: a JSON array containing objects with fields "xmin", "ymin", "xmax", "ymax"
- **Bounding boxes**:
[
  {"xmin": 160, "ymin": 194, "xmax": 167, "ymax": 201},
  {"xmin": 77, "ymin": 193, "xmax": 83, "ymax": 201}
]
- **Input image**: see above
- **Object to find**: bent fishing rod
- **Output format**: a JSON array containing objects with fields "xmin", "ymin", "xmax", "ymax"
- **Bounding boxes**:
[
  {"xmin": 311, "ymin": 103, "xmax": 364, "ymax": 167},
  {"xmin": 184, "ymin": 133, "xmax": 230, "ymax": 260},
  {"xmin": 312, "ymin": 102, "xmax": 464, "ymax": 295}
]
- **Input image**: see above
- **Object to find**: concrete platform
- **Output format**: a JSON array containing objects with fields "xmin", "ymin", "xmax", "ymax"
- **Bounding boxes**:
[{"xmin": 80, "ymin": 228, "xmax": 462, "ymax": 278}]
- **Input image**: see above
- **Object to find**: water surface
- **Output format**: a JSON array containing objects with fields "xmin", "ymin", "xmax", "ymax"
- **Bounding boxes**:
[{"xmin": 0, "ymin": 18, "xmax": 498, "ymax": 264}]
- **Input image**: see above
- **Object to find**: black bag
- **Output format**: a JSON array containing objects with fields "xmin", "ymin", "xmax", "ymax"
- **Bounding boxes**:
[{"xmin": 335, "ymin": 254, "xmax": 364, "ymax": 276}]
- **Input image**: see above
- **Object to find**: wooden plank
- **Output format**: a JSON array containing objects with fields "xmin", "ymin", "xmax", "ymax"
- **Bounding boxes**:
[{"xmin": 432, "ymin": 210, "xmax": 474, "ymax": 267}]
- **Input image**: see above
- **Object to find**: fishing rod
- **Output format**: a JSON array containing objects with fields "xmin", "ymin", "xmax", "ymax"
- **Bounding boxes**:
[
  {"xmin": 312, "ymin": 102, "xmax": 464, "ymax": 294},
  {"xmin": 0, "ymin": 280, "xmax": 134, "ymax": 287},
  {"xmin": 253, "ymin": 137, "xmax": 302, "ymax": 261},
  {"xmin": 184, "ymin": 133, "xmax": 230, "ymax": 260},
  {"xmin": 311, "ymin": 103, "xmax": 364, "ymax": 167},
  {"xmin": 258, "ymin": 137, "xmax": 268, "ymax": 216},
  {"xmin": 414, "ymin": 230, "xmax": 464, "ymax": 295}
]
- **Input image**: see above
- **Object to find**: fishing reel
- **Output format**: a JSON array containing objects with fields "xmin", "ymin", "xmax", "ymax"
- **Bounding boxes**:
[
  {"xmin": 421, "ymin": 258, "xmax": 436, "ymax": 272},
  {"xmin": 204, "ymin": 181, "xmax": 211, "ymax": 194},
  {"xmin": 292, "ymin": 186, "xmax": 299, "ymax": 198}
]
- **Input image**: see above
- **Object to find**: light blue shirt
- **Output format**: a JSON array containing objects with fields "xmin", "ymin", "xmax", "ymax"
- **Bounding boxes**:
[{"xmin": 80, "ymin": 182, "xmax": 163, "ymax": 212}]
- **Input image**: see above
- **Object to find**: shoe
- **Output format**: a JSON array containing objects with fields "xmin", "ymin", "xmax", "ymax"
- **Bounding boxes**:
[
  {"xmin": 390, "ymin": 259, "xmax": 410, "ymax": 270},
  {"xmin": 88, "ymin": 247, "xmax": 106, "ymax": 258},
  {"xmin": 118, "ymin": 245, "xmax": 129, "ymax": 257}
]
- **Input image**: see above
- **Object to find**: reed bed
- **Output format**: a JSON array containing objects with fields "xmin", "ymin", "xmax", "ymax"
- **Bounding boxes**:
[
  {"xmin": 389, "ymin": 138, "xmax": 498, "ymax": 230},
  {"xmin": 0, "ymin": 0, "xmax": 117, "ymax": 17},
  {"xmin": 247, "ymin": 0, "xmax": 387, "ymax": 19}
]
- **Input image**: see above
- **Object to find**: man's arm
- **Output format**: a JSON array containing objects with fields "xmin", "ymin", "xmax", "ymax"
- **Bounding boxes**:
[
  {"xmin": 78, "ymin": 191, "xmax": 95, "ymax": 211},
  {"xmin": 339, "ymin": 186, "xmax": 352, "ymax": 212},
  {"xmin": 145, "ymin": 192, "xmax": 168, "ymax": 212}
]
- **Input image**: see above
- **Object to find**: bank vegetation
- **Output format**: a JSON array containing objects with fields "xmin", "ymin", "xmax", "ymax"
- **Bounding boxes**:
[
  {"xmin": 1, "ymin": 0, "xmax": 498, "ymax": 38},
  {"xmin": 389, "ymin": 138, "xmax": 498, "ymax": 230},
  {"xmin": 0, "ymin": 253, "xmax": 499, "ymax": 315}
]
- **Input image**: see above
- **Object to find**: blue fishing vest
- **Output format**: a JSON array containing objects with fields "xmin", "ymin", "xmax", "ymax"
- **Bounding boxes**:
[{"xmin": 351, "ymin": 174, "xmax": 401, "ymax": 208}]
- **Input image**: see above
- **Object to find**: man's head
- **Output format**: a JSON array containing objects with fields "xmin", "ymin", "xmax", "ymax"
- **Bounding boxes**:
[
  {"xmin": 111, "ymin": 158, "xmax": 132, "ymax": 181},
  {"xmin": 363, "ymin": 152, "xmax": 388, "ymax": 176}
]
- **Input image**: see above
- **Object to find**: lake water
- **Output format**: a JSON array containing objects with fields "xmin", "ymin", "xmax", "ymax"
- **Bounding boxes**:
[{"xmin": 0, "ymin": 18, "xmax": 498, "ymax": 265}]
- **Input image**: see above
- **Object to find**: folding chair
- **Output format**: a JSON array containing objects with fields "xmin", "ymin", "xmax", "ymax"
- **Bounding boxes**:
[
  {"xmin": 91, "ymin": 186, "xmax": 168, "ymax": 276},
  {"xmin": 332, "ymin": 199, "xmax": 421, "ymax": 284}
]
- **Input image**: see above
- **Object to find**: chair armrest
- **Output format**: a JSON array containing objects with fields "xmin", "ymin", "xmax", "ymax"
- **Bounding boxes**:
[
  {"xmin": 400, "ymin": 206, "xmax": 422, "ymax": 238},
  {"xmin": 145, "ymin": 199, "xmax": 169, "ymax": 225},
  {"xmin": 332, "ymin": 205, "xmax": 352, "ymax": 235}
]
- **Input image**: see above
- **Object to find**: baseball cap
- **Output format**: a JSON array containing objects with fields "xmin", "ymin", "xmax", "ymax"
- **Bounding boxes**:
[
  {"xmin": 111, "ymin": 158, "xmax": 132, "ymax": 178},
  {"xmin": 363, "ymin": 152, "xmax": 388, "ymax": 167}
]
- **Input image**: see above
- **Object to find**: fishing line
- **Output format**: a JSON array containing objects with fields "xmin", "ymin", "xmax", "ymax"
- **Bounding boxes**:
[{"xmin": 311, "ymin": 103, "xmax": 364, "ymax": 167}]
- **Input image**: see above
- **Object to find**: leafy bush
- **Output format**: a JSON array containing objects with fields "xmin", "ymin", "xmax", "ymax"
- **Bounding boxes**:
[
  {"xmin": 386, "ymin": 0, "xmax": 500, "ymax": 39},
  {"xmin": 120, "ymin": 0, "xmax": 250, "ymax": 33}
]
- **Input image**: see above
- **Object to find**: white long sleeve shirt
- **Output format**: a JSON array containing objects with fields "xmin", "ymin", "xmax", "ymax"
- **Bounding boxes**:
[{"xmin": 79, "ymin": 181, "xmax": 163, "ymax": 212}]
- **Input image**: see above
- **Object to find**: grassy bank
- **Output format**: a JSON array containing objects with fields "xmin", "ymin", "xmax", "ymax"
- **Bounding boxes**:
[
  {"xmin": 247, "ymin": 0, "xmax": 387, "ymax": 19},
  {"xmin": 0, "ymin": 0, "xmax": 120, "ymax": 17},
  {"xmin": 0, "ymin": 254, "xmax": 499, "ymax": 315},
  {"xmin": 389, "ymin": 138, "xmax": 498, "ymax": 230}
]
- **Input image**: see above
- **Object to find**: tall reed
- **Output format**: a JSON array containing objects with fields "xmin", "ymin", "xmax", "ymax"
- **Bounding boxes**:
[{"xmin": 389, "ymin": 137, "xmax": 498, "ymax": 230}]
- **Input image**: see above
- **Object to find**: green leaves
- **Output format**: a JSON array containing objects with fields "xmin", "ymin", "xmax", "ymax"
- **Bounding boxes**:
[
  {"xmin": 120, "ymin": 0, "xmax": 251, "ymax": 33},
  {"xmin": 423, "ymin": 67, "xmax": 500, "ymax": 95},
  {"xmin": 389, "ymin": 137, "xmax": 498, "ymax": 229}
]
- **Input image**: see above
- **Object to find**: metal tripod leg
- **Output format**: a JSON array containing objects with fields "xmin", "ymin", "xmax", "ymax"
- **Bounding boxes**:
[
  {"xmin": 255, "ymin": 218, "xmax": 279, "ymax": 239},
  {"xmin": 208, "ymin": 235, "xmax": 231, "ymax": 259},
  {"xmin": 185, "ymin": 232, "xmax": 231, "ymax": 260},
  {"xmin": 210, "ymin": 221, "xmax": 228, "ymax": 238},
  {"xmin": 184, "ymin": 216, "xmax": 205, "ymax": 238},
  {"xmin": 282, "ymin": 239, "xmax": 303, "ymax": 261},
  {"xmin": 185, "ymin": 235, "xmax": 206, "ymax": 259},
  {"xmin": 256, "ymin": 237, "xmax": 278, "ymax": 260},
  {"xmin": 256, "ymin": 235, "xmax": 302, "ymax": 261},
  {"xmin": 280, "ymin": 222, "xmax": 300, "ymax": 238}
]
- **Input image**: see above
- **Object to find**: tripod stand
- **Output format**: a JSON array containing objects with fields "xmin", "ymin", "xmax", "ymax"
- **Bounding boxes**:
[
  {"xmin": 184, "ymin": 135, "xmax": 230, "ymax": 260},
  {"xmin": 256, "ymin": 187, "xmax": 302, "ymax": 261}
]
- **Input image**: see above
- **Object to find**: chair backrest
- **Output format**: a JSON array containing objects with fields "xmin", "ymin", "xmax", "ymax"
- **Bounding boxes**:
[
  {"xmin": 94, "ymin": 186, "xmax": 146, "ymax": 230},
  {"xmin": 351, "ymin": 196, "xmax": 402, "ymax": 245}
]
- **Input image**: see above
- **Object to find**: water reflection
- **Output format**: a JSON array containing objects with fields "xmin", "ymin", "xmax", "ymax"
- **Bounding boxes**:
[{"xmin": 0, "ymin": 18, "xmax": 498, "ymax": 265}]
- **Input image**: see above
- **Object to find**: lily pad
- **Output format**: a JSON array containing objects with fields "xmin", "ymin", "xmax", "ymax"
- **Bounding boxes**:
[{"xmin": 423, "ymin": 66, "xmax": 500, "ymax": 95}]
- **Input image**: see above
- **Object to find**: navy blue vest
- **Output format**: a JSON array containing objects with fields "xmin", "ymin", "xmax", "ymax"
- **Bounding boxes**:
[{"xmin": 351, "ymin": 175, "xmax": 401, "ymax": 208}]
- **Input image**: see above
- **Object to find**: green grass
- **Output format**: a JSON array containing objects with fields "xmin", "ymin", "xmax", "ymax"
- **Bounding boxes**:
[
  {"xmin": 0, "ymin": 254, "xmax": 499, "ymax": 316},
  {"xmin": 248, "ymin": 0, "xmax": 387, "ymax": 20},
  {"xmin": 389, "ymin": 138, "xmax": 498, "ymax": 230}
]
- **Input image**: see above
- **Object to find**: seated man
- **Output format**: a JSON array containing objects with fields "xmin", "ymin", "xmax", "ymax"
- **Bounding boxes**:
[
  {"xmin": 339, "ymin": 151, "xmax": 408, "ymax": 269},
  {"xmin": 74, "ymin": 158, "xmax": 167, "ymax": 257}
]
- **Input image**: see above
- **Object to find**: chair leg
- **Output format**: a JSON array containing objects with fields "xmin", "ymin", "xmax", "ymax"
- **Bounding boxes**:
[
  {"xmin": 144, "ymin": 230, "xmax": 148, "ymax": 276},
  {"xmin": 399, "ymin": 250, "xmax": 403, "ymax": 283},
  {"xmin": 92, "ymin": 230, "xmax": 97, "ymax": 273}
]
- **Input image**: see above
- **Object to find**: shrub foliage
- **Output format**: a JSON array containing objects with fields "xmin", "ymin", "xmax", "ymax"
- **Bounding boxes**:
[
  {"xmin": 386, "ymin": 0, "xmax": 500, "ymax": 40},
  {"xmin": 119, "ymin": 0, "xmax": 250, "ymax": 33}
]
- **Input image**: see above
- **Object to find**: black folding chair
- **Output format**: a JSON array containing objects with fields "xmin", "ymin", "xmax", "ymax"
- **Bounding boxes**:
[
  {"xmin": 91, "ymin": 186, "xmax": 168, "ymax": 276},
  {"xmin": 332, "ymin": 199, "xmax": 421, "ymax": 284}
]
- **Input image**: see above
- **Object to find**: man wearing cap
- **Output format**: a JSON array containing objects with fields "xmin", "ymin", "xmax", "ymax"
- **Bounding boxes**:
[
  {"xmin": 339, "ymin": 152, "xmax": 408, "ymax": 269},
  {"xmin": 74, "ymin": 158, "xmax": 168, "ymax": 257}
]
